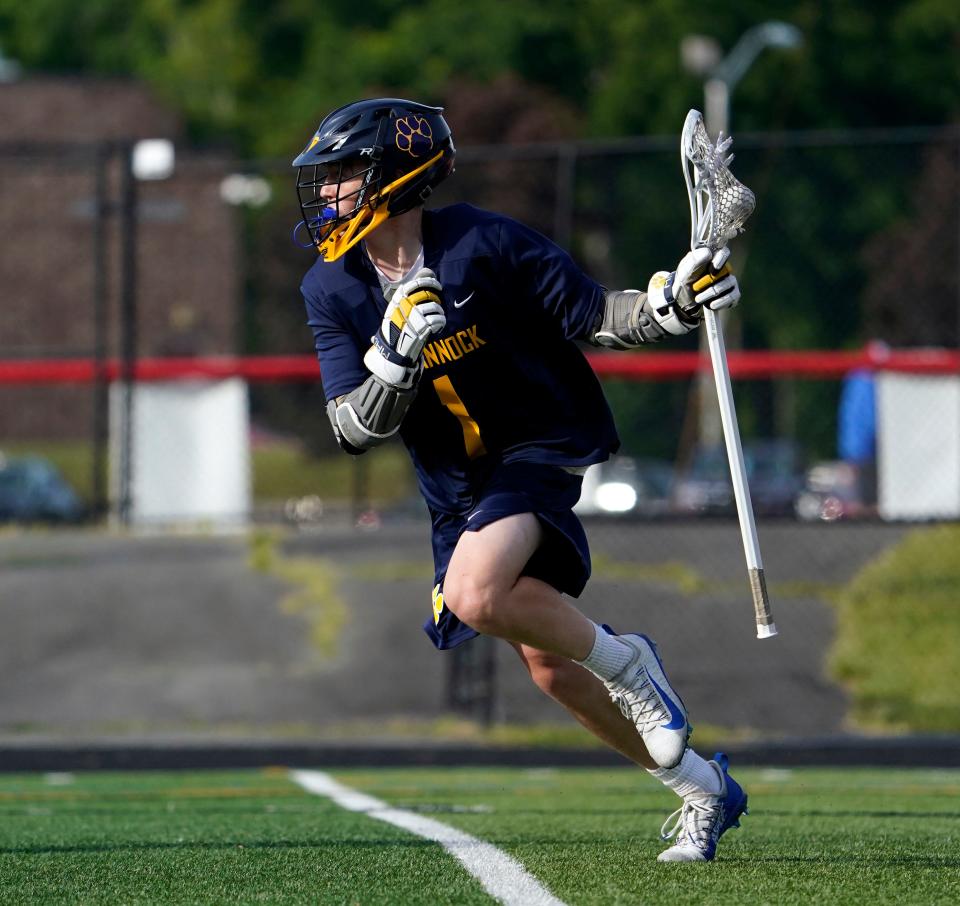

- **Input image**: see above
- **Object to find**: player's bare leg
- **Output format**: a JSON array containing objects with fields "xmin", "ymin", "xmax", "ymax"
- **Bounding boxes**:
[
  {"xmin": 443, "ymin": 513, "xmax": 689, "ymax": 767},
  {"xmin": 443, "ymin": 512, "xmax": 748, "ymax": 860},
  {"xmin": 442, "ymin": 513, "xmax": 595, "ymax": 657},
  {"xmin": 510, "ymin": 640, "xmax": 747, "ymax": 860},
  {"xmin": 510, "ymin": 643, "xmax": 658, "ymax": 769}
]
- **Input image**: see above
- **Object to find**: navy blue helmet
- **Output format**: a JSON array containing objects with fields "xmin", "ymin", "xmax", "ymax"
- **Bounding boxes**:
[{"xmin": 293, "ymin": 98, "xmax": 455, "ymax": 260}]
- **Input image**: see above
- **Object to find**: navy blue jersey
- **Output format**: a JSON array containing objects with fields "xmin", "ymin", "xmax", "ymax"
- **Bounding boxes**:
[{"xmin": 301, "ymin": 203, "xmax": 620, "ymax": 513}]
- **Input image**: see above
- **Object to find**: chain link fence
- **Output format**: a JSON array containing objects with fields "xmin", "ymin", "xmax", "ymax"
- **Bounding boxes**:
[{"xmin": 0, "ymin": 127, "xmax": 958, "ymax": 742}]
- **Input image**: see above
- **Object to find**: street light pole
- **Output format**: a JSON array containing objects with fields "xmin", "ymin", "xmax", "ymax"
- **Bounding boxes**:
[
  {"xmin": 704, "ymin": 77, "xmax": 730, "ymax": 138},
  {"xmin": 704, "ymin": 21, "xmax": 802, "ymax": 137},
  {"xmin": 698, "ymin": 72, "xmax": 731, "ymax": 450},
  {"xmin": 681, "ymin": 22, "xmax": 803, "ymax": 448}
]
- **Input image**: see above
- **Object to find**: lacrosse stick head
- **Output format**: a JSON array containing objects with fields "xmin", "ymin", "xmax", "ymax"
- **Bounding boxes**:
[{"xmin": 681, "ymin": 109, "xmax": 755, "ymax": 251}]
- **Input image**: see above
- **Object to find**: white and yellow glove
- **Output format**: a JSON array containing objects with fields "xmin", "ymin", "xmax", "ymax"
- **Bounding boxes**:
[
  {"xmin": 363, "ymin": 267, "xmax": 446, "ymax": 389},
  {"xmin": 647, "ymin": 247, "xmax": 741, "ymax": 336}
]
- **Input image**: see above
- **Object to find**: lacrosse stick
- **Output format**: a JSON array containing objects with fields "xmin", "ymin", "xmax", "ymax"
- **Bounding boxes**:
[{"xmin": 681, "ymin": 109, "xmax": 777, "ymax": 639}]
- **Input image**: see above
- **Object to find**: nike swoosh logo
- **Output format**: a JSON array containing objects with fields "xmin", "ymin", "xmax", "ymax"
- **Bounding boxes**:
[
  {"xmin": 648, "ymin": 672, "xmax": 688, "ymax": 730},
  {"xmin": 453, "ymin": 291, "xmax": 475, "ymax": 309}
]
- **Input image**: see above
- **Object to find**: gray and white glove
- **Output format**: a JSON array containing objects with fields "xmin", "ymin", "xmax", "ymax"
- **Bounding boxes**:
[
  {"xmin": 363, "ymin": 267, "xmax": 446, "ymax": 389},
  {"xmin": 647, "ymin": 247, "xmax": 741, "ymax": 336}
]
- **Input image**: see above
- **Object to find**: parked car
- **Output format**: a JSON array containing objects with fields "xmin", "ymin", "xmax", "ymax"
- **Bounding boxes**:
[
  {"xmin": 794, "ymin": 460, "xmax": 872, "ymax": 522},
  {"xmin": 575, "ymin": 455, "xmax": 674, "ymax": 518},
  {"xmin": 0, "ymin": 455, "xmax": 85, "ymax": 523},
  {"xmin": 672, "ymin": 439, "xmax": 805, "ymax": 517}
]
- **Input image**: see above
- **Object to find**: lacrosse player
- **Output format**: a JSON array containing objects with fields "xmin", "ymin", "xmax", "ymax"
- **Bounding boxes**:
[{"xmin": 294, "ymin": 98, "xmax": 747, "ymax": 862}]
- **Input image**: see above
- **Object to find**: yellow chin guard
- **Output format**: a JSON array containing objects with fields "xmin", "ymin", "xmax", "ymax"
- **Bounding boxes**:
[
  {"xmin": 316, "ymin": 150, "xmax": 444, "ymax": 261},
  {"xmin": 316, "ymin": 205, "xmax": 390, "ymax": 261}
]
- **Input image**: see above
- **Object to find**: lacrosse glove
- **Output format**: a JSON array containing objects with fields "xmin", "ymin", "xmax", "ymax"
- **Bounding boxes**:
[
  {"xmin": 363, "ymin": 267, "xmax": 446, "ymax": 389},
  {"xmin": 647, "ymin": 247, "xmax": 741, "ymax": 336}
]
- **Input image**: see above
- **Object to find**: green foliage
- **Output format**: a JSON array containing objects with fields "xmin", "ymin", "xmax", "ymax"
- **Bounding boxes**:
[
  {"xmin": 601, "ymin": 377, "xmax": 692, "ymax": 459},
  {"xmin": 3, "ymin": 0, "xmax": 957, "ymax": 154},
  {"xmin": 0, "ymin": 0, "xmax": 139, "ymax": 72},
  {"xmin": 251, "ymin": 439, "xmax": 414, "ymax": 504},
  {"xmin": 829, "ymin": 524, "xmax": 960, "ymax": 732}
]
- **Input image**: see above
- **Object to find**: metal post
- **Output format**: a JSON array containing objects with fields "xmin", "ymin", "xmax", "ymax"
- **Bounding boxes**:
[
  {"xmin": 704, "ymin": 78, "xmax": 729, "ymax": 139},
  {"xmin": 448, "ymin": 636, "xmax": 497, "ymax": 726},
  {"xmin": 91, "ymin": 143, "xmax": 110, "ymax": 521},
  {"xmin": 118, "ymin": 144, "xmax": 138, "ymax": 526}
]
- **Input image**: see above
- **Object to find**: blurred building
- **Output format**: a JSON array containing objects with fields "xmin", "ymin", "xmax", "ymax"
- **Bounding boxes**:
[{"xmin": 0, "ymin": 76, "xmax": 239, "ymax": 439}]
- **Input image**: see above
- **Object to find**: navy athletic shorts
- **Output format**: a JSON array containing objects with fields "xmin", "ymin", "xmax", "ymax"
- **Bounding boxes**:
[{"xmin": 422, "ymin": 460, "xmax": 591, "ymax": 650}]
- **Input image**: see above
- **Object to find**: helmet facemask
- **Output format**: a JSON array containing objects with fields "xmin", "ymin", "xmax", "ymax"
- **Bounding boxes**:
[
  {"xmin": 295, "ymin": 150, "xmax": 448, "ymax": 261},
  {"xmin": 295, "ymin": 156, "xmax": 387, "ymax": 260}
]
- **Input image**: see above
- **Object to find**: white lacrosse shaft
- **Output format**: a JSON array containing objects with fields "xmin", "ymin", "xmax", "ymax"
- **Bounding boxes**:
[
  {"xmin": 702, "ymin": 309, "xmax": 777, "ymax": 638},
  {"xmin": 681, "ymin": 109, "xmax": 777, "ymax": 639}
]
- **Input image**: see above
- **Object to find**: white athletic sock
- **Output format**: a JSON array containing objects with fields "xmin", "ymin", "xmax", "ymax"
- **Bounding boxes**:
[
  {"xmin": 575, "ymin": 622, "xmax": 634, "ymax": 680},
  {"xmin": 648, "ymin": 748, "xmax": 723, "ymax": 800}
]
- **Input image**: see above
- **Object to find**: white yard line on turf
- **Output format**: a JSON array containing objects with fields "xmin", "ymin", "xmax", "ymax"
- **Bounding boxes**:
[{"xmin": 290, "ymin": 769, "xmax": 567, "ymax": 906}]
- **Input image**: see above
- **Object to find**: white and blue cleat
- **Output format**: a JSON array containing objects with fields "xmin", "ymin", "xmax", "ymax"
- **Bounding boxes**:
[
  {"xmin": 657, "ymin": 752, "xmax": 748, "ymax": 862},
  {"xmin": 601, "ymin": 629, "xmax": 690, "ymax": 769}
]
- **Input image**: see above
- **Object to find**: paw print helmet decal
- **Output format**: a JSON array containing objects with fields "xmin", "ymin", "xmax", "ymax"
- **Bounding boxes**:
[
  {"xmin": 293, "ymin": 98, "xmax": 455, "ymax": 261},
  {"xmin": 395, "ymin": 115, "xmax": 434, "ymax": 157}
]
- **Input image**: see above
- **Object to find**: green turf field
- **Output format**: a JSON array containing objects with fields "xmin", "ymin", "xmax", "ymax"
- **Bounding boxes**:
[{"xmin": 0, "ymin": 765, "xmax": 956, "ymax": 905}]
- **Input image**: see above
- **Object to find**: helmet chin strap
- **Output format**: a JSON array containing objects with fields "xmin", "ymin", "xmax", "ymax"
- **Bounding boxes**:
[{"xmin": 316, "ymin": 150, "xmax": 445, "ymax": 261}]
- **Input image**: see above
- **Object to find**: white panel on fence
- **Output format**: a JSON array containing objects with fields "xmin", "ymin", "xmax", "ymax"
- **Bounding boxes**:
[
  {"xmin": 877, "ymin": 372, "xmax": 960, "ymax": 520},
  {"xmin": 110, "ymin": 379, "xmax": 251, "ymax": 527}
]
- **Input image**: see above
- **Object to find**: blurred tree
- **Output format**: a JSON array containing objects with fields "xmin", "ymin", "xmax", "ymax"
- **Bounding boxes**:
[
  {"xmin": 3, "ymin": 0, "xmax": 955, "ymax": 154},
  {"xmin": 0, "ymin": 0, "xmax": 141, "ymax": 72}
]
